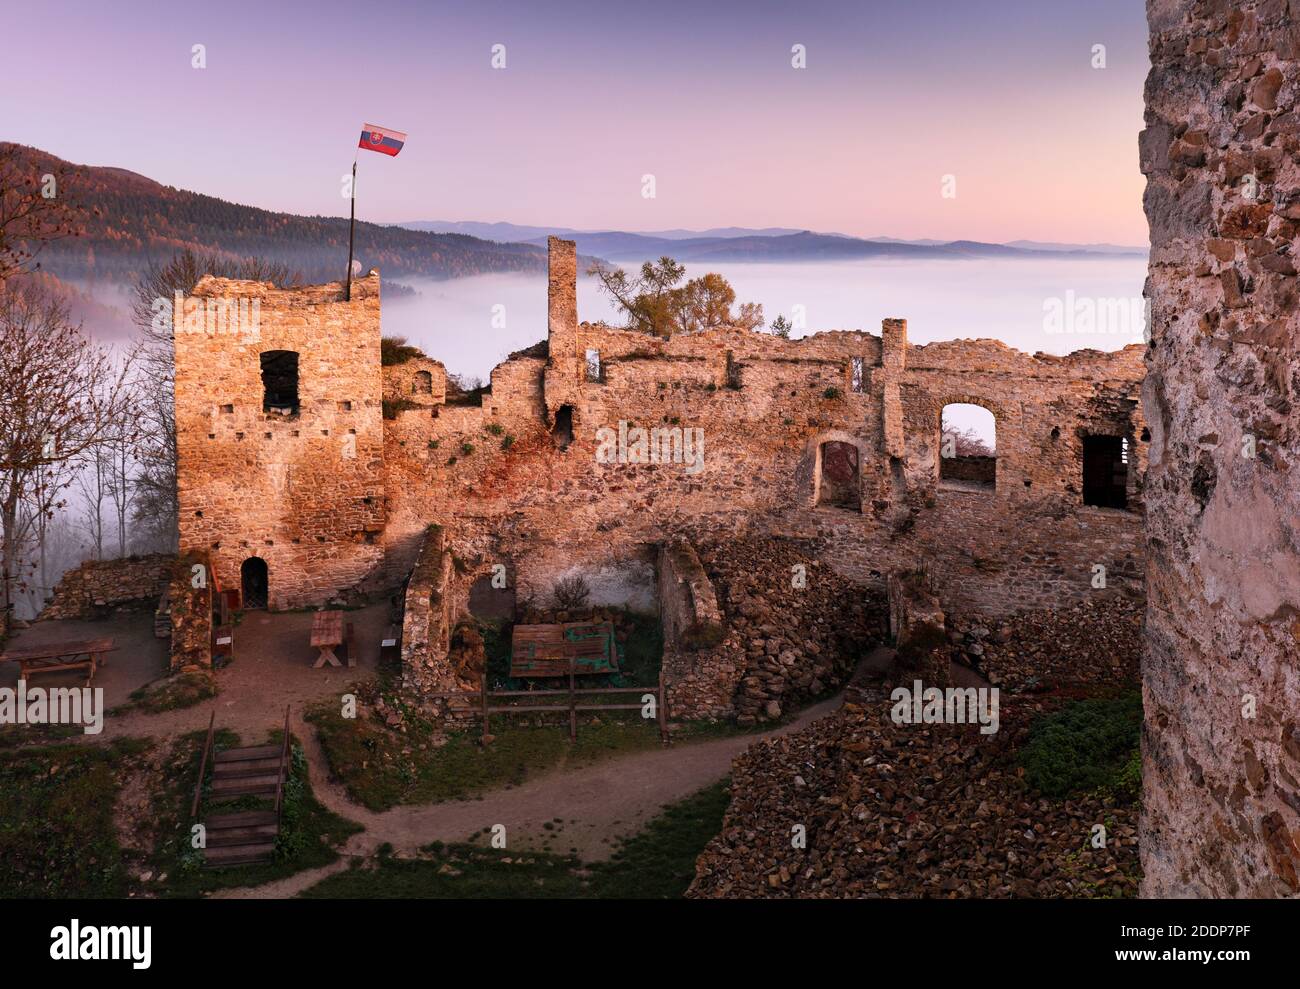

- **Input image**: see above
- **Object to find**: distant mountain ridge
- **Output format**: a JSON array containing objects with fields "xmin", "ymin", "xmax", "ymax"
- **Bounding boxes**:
[
  {"xmin": 399, "ymin": 220, "xmax": 1148, "ymax": 262},
  {"xmin": 5, "ymin": 143, "xmax": 552, "ymax": 285}
]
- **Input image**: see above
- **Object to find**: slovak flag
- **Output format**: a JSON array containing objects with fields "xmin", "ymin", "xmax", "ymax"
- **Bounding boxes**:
[{"xmin": 358, "ymin": 123, "xmax": 406, "ymax": 157}]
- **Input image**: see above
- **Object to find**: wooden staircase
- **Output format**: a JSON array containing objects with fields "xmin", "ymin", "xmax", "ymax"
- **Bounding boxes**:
[{"xmin": 192, "ymin": 707, "xmax": 291, "ymax": 868}]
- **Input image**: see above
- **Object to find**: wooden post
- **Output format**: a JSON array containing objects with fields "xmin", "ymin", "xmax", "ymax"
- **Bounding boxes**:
[
  {"xmin": 568, "ymin": 658, "xmax": 577, "ymax": 743},
  {"xmin": 481, "ymin": 672, "xmax": 489, "ymax": 744},
  {"xmin": 658, "ymin": 670, "xmax": 668, "ymax": 745}
]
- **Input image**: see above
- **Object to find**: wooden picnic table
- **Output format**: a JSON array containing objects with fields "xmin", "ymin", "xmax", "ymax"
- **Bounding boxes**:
[
  {"xmin": 0, "ymin": 637, "xmax": 115, "ymax": 687},
  {"xmin": 311, "ymin": 611, "xmax": 344, "ymax": 668}
]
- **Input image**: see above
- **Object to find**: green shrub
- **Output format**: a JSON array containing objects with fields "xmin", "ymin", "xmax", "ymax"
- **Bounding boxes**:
[{"xmin": 1019, "ymin": 692, "xmax": 1142, "ymax": 800}]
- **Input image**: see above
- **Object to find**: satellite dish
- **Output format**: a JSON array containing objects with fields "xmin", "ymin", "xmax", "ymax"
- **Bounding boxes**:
[{"xmin": 350, "ymin": 259, "xmax": 363, "ymax": 276}]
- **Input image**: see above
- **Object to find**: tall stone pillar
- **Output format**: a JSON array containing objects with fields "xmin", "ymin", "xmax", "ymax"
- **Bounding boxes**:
[
  {"xmin": 1141, "ymin": 0, "xmax": 1300, "ymax": 897},
  {"xmin": 880, "ymin": 318, "xmax": 908, "ymax": 460},
  {"xmin": 543, "ymin": 236, "xmax": 582, "ymax": 420}
]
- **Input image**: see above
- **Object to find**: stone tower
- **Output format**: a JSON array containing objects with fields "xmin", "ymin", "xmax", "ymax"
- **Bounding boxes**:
[{"xmin": 173, "ymin": 272, "xmax": 387, "ymax": 609}]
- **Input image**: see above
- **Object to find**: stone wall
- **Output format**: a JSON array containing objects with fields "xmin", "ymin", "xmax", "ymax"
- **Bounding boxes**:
[
  {"xmin": 1140, "ymin": 0, "xmax": 1300, "ymax": 897},
  {"xmin": 659, "ymin": 540, "xmax": 733, "ymax": 719},
  {"xmin": 399, "ymin": 526, "xmax": 469, "ymax": 715},
  {"xmin": 168, "ymin": 553, "xmax": 212, "ymax": 671},
  {"xmin": 887, "ymin": 569, "xmax": 950, "ymax": 687},
  {"xmin": 39, "ymin": 553, "xmax": 172, "ymax": 620}
]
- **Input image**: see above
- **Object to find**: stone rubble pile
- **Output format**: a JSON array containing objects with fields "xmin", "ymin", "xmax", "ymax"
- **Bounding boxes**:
[
  {"xmin": 688, "ymin": 687, "xmax": 1139, "ymax": 899},
  {"xmin": 695, "ymin": 537, "xmax": 886, "ymax": 724},
  {"xmin": 947, "ymin": 595, "xmax": 1143, "ymax": 692}
]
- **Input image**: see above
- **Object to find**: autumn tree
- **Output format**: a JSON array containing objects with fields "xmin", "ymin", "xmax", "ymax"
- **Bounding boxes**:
[
  {"xmin": 0, "ymin": 283, "xmax": 138, "ymax": 626},
  {"xmin": 588, "ymin": 257, "xmax": 763, "ymax": 338},
  {"xmin": 0, "ymin": 142, "xmax": 86, "ymax": 282}
]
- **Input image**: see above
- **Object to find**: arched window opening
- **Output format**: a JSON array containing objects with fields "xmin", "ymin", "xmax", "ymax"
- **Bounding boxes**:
[{"xmin": 939, "ymin": 404, "xmax": 996, "ymax": 492}]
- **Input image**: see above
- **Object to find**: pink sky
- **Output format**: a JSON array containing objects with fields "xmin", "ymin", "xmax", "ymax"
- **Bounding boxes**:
[{"xmin": 9, "ymin": 0, "xmax": 1150, "ymax": 244}]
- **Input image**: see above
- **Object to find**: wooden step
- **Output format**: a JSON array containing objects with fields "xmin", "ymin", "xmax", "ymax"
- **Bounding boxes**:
[
  {"xmin": 214, "ymin": 745, "xmax": 281, "ymax": 763},
  {"xmin": 208, "ymin": 824, "xmax": 279, "ymax": 846},
  {"xmin": 213, "ymin": 757, "xmax": 283, "ymax": 777},
  {"xmin": 206, "ymin": 810, "xmax": 278, "ymax": 830},
  {"xmin": 210, "ymin": 773, "xmax": 282, "ymax": 796},
  {"xmin": 204, "ymin": 841, "xmax": 275, "ymax": 867}
]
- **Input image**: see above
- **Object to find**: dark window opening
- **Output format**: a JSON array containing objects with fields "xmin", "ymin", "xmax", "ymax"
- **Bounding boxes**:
[
  {"xmin": 469, "ymin": 573, "xmax": 517, "ymax": 620},
  {"xmin": 551, "ymin": 404, "xmax": 575, "ymax": 449},
  {"xmin": 240, "ymin": 557, "xmax": 268, "ymax": 610},
  {"xmin": 939, "ymin": 404, "xmax": 996, "ymax": 492},
  {"xmin": 261, "ymin": 350, "xmax": 299, "ymax": 416},
  {"xmin": 817, "ymin": 441, "xmax": 861, "ymax": 510},
  {"xmin": 1082, "ymin": 435, "xmax": 1129, "ymax": 508},
  {"xmin": 413, "ymin": 370, "xmax": 433, "ymax": 395},
  {"xmin": 725, "ymin": 351, "xmax": 742, "ymax": 389}
]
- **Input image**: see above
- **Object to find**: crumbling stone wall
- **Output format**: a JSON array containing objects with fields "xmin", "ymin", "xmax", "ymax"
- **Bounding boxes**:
[
  {"xmin": 39, "ymin": 553, "xmax": 172, "ymax": 620},
  {"xmin": 168, "ymin": 552, "xmax": 212, "ymax": 671},
  {"xmin": 659, "ymin": 540, "xmax": 733, "ymax": 719},
  {"xmin": 887, "ymin": 569, "xmax": 950, "ymax": 687},
  {"xmin": 1141, "ymin": 0, "xmax": 1300, "ymax": 897}
]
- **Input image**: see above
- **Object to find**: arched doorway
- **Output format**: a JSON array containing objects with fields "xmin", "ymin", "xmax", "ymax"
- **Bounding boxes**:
[{"xmin": 241, "ymin": 557, "xmax": 268, "ymax": 610}]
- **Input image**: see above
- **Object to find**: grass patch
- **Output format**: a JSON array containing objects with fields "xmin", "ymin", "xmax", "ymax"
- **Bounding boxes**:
[
  {"xmin": 306, "ymin": 668, "xmax": 750, "ymax": 812},
  {"xmin": 148, "ymin": 729, "xmax": 361, "ymax": 897},
  {"xmin": 300, "ymin": 780, "xmax": 730, "ymax": 899},
  {"xmin": 1019, "ymin": 690, "xmax": 1142, "ymax": 800},
  {"xmin": 0, "ymin": 737, "xmax": 149, "ymax": 897},
  {"xmin": 118, "ymin": 670, "xmax": 217, "ymax": 714}
]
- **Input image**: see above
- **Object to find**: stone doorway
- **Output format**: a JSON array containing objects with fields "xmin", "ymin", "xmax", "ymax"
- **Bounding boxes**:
[
  {"xmin": 817, "ymin": 441, "xmax": 861, "ymax": 509},
  {"xmin": 241, "ymin": 557, "xmax": 269, "ymax": 610},
  {"xmin": 1082, "ymin": 435, "xmax": 1128, "ymax": 509}
]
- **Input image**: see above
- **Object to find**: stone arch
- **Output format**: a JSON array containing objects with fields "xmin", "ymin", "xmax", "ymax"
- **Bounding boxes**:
[
  {"xmin": 938, "ymin": 400, "xmax": 998, "ymax": 492},
  {"xmin": 805, "ymin": 429, "xmax": 870, "ymax": 510},
  {"xmin": 240, "ymin": 555, "xmax": 268, "ymax": 610}
]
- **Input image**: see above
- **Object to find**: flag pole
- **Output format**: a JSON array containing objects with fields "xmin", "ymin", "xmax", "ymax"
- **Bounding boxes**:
[{"xmin": 345, "ymin": 158, "xmax": 357, "ymax": 301}]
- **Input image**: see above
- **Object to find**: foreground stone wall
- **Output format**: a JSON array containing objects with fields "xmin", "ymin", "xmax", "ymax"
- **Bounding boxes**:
[
  {"xmin": 40, "ymin": 554, "xmax": 172, "ymax": 620},
  {"xmin": 1141, "ymin": 0, "xmax": 1300, "ymax": 897}
]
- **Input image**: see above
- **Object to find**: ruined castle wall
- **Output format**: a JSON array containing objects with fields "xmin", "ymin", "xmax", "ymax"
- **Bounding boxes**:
[
  {"xmin": 174, "ymin": 274, "xmax": 387, "ymax": 609},
  {"xmin": 383, "ymin": 355, "xmax": 446, "ymax": 406},
  {"xmin": 40, "ymin": 554, "xmax": 172, "ymax": 620},
  {"xmin": 172, "ymin": 240, "xmax": 1150, "ymax": 635},
  {"xmin": 1141, "ymin": 0, "xmax": 1300, "ymax": 897}
]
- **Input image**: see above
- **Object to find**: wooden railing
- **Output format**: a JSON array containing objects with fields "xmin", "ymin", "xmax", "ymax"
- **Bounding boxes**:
[
  {"xmin": 433, "ymin": 667, "xmax": 669, "ymax": 745},
  {"xmin": 191, "ymin": 710, "xmax": 216, "ymax": 819},
  {"xmin": 273, "ymin": 704, "xmax": 291, "ymax": 822}
]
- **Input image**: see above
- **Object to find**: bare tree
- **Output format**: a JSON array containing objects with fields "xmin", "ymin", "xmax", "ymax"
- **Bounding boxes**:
[{"xmin": 0, "ymin": 281, "xmax": 138, "ymax": 626}]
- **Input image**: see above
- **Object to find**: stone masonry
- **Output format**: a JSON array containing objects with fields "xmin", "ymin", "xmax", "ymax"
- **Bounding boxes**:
[
  {"xmin": 1140, "ymin": 0, "xmax": 1300, "ymax": 897},
  {"xmin": 173, "ymin": 238, "xmax": 1149, "ymax": 717}
]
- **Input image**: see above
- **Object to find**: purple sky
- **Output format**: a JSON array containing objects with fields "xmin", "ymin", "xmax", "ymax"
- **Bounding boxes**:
[{"xmin": 12, "ymin": 0, "xmax": 1149, "ymax": 243}]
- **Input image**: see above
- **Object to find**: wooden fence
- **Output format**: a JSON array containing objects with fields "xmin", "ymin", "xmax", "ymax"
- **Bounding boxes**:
[{"xmin": 430, "ymin": 666, "xmax": 669, "ymax": 745}]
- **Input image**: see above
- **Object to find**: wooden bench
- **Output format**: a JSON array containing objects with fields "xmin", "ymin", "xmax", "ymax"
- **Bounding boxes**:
[
  {"xmin": 311, "ymin": 610, "xmax": 345, "ymax": 668},
  {"xmin": 337, "ymin": 622, "xmax": 358, "ymax": 668},
  {"xmin": 0, "ymin": 638, "xmax": 115, "ymax": 687}
]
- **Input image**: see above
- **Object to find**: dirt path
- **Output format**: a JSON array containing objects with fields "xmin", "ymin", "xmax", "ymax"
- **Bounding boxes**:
[{"xmin": 213, "ymin": 694, "xmax": 845, "ymax": 899}]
